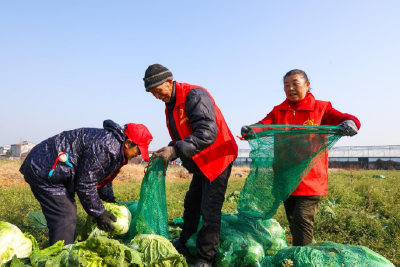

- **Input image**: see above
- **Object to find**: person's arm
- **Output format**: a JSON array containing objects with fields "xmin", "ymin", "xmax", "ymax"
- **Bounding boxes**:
[
  {"xmin": 241, "ymin": 109, "xmax": 275, "ymax": 135},
  {"xmin": 255, "ymin": 110, "xmax": 275, "ymax": 125},
  {"xmin": 98, "ymin": 183, "xmax": 116, "ymax": 203},
  {"xmin": 175, "ymin": 89, "xmax": 217, "ymax": 158},
  {"xmin": 75, "ymin": 153, "xmax": 106, "ymax": 217},
  {"xmin": 321, "ymin": 103, "xmax": 361, "ymax": 129}
]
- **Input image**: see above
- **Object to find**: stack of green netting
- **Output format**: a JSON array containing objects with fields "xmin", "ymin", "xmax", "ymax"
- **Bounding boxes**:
[
  {"xmin": 123, "ymin": 156, "xmax": 170, "ymax": 242},
  {"xmin": 260, "ymin": 241, "xmax": 395, "ymax": 267},
  {"xmin": 183, "ymin": 125, "xmax": 343, "ymax": 266},
  {"xmin": 185, "ymin": 214, "xmax": 287, "ymax": 266},
  {"xmin": 238, "ymin": 124, "xmax": 342, "ymax": 219}
]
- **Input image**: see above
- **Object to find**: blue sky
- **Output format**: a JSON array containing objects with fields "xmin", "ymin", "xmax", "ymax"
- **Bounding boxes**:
[{"xmin": 1, "ymin": 1, "xmax": 399, "ymax": 150}]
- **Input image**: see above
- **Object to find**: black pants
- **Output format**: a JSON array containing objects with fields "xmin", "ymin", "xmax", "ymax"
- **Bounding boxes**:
[
  {"xmin": 179, "ymin": 163, "xmax": 233, "ymax": 264},
  {"xmin": 284, "ymin": 195, "xmax": 322, "ymax": 246},
  {"xmin": 30, "ymin": 185, "xmax": 77, "ymax": 245}
]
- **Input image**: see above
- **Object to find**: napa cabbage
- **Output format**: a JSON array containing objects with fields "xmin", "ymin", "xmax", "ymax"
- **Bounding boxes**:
[{"xmin": 0, "ymin": 222, "xmax": 33, "ymax": 265}]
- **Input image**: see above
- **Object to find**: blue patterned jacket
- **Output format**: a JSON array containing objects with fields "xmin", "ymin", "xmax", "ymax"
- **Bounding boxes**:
[{"xmin": 20, "ymin": 120, "xmax": 126, "ymax": 217}]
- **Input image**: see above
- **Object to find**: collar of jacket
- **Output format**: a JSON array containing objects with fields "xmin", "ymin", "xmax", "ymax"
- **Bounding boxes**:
[
  {"xmin": 165, "ymin": 81, "xmax": 177, "ymax": 107},
  {"xmin": 103, "ymin": 119, "xmax": 126, "ymax": 161},
  {"xmin": 276, "ymin": 92, "xmax": 316, "ymax": 111}
]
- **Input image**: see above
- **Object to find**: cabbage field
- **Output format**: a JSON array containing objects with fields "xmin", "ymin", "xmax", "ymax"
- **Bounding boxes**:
[{"xmin": 0, "ymin": 161, "xmax": 399, "ymax": 266}]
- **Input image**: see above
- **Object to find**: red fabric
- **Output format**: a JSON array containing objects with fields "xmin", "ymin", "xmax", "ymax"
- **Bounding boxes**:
[
  {"xmin": 124, "ymin": 123, "xmax": 153, "ymax": 162},
  {"xmin": 97, "ymin": 159, "xmax": 128, "ymax": 188},
  {"xmin": 165, "ymin": 82, "xmax": 238, "ymax": 181},
  {"xmin": 256, "ymin": 92, "xmax": 361, "ymax": 196}
]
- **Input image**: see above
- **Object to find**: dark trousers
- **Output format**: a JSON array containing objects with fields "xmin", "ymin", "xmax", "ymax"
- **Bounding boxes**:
[
  {"xmin": 30, "ymin": 185, "xmax": 77, "ymax": 245},
  {"xmin": 179, "ymin": 163, "xmax": 233, "ymax": 264},
  {"xmin": 284, "ymin": 195, "xmax": 322, "ymax": 246}
]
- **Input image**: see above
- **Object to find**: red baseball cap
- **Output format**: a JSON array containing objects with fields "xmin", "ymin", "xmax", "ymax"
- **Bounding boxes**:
[{"xmin": 124, "ymin": 123, "xmax": 153, "ymax": 162}]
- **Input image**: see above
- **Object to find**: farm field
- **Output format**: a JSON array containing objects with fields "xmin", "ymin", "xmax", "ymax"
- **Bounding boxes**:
[{"xmin": 0, "ymin": 161, "xmax": 399, "ymax": 266}]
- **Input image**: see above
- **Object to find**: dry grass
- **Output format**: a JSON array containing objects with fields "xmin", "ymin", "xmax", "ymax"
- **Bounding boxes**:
[
  {"xmin": 0, "ymin": 161, "xmax": 250, "ymax": 187},
  {"xmin": 0, "ymin": 161, "xmax": 27, "ymax": 187}
]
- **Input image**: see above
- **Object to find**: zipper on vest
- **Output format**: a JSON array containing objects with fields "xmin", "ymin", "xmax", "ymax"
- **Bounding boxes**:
[{"xmin": 293, "ymin": 110, "xmax": 295, "ymax": 116}]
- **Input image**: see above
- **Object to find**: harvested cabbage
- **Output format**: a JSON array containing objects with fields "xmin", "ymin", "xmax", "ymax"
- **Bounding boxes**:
[
  {"xmin": 130, "ymin": 234, "xmax": 187, "ymax": 267},
  {"xmin": 0, "ymin": 222, "xmax": 33, "ymax": 265},
  {"xmin": 77, "ymin": 202, "xmax": 132, "ymax": 241},
  {"xmin": 70, "ymin": 236, "xmax": 143, "ymax": 267}
]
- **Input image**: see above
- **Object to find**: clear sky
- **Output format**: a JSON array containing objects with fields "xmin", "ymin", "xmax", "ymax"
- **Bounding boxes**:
[{"xmin": 1, "ymin": 1, "xmax": 399, "ymax": 150}]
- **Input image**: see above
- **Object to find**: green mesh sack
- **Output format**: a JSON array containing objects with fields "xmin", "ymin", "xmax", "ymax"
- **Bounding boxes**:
[
  {"xmin": 260, "ymin": 241, "xmax": 395, "ymax": 267},
  {"xmin": 238, "ymin": 125, "xmax": 342, "ymax": 219},
  {"xmin": 185, "ymin": 214, "xmax": 287, "ymax": 267},
  {"xmin": 125, "ymin": 156, "xmax": 170, "ymax": 241}
]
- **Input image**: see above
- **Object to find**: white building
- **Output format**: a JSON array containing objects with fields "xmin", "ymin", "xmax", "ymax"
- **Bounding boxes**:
[
  {"xmin": 0, "ymin": 146, "xmax": 11, "ymax": 159},
  {"xmin": 10, "ymin": 141, "xmax": 36, "ymax": 158},
  {"xmin": 0, "ymin": 146, "xmax": 11, "ymax": 154}
]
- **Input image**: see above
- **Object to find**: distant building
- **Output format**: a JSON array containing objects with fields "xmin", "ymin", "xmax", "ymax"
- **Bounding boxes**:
[
  {"xmin": 10, "ymin": 141, "xmax": 36, "ymax": 158},
  {"xmin": 0, "ymin": 146, "xmax": 11, "ymax": 159},
  {"xmin": 0, "ymin": 146, "xmax": 11, "ymax": 154}
]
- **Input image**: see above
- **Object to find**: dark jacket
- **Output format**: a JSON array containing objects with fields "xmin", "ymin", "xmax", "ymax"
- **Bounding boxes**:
[
  {"xmin": 20, "ymin": 120, "xmax": 126, "ymax": 217},
  {"xmin": 166, "ymin": 82, "xmax": 218, "ymax": 173}
]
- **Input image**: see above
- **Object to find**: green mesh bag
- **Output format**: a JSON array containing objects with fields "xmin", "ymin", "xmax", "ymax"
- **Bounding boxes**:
[
  {"xmin": 124, "ymin": 156, "xmax": 170, "ymax": 241},
  {"xmin": 238, "ymin": 125, "xmax": 342, "ymax": 219},
  {"xmin": 185, "ymin": 214, "xmax": 287, "ymax": 267},
  {"xmin": 260, "ymin": 241, "xmax": 395, "ymax": 267}
]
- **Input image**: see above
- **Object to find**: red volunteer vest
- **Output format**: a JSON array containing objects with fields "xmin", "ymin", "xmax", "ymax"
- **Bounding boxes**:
[
  {"xmin": 165, "ymin": 82, "xmax": 238, "ymax": 181},
  {"xmin": 271, "ymin": 93, "xmax": 331, "ymax": 196}
]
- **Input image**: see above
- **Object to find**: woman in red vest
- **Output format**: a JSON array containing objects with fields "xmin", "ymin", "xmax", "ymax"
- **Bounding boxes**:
[
  {"xmin": 242, "ymin": 69, "xmax": 361, "ymax": 246},
  {"xmin": 144, "ymin": 64, "xmax": 238, "ymax": 267}
]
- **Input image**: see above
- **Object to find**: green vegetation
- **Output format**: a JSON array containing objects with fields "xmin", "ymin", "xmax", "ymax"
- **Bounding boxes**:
[{"xmin": 0, "ymin": 169, "xmax": 399, "ymax": 265}]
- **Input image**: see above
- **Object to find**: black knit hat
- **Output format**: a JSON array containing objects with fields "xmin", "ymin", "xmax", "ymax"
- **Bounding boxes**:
[{"xmin": 143, "ymin": 64, "xmax": 173, "ymax": 91}]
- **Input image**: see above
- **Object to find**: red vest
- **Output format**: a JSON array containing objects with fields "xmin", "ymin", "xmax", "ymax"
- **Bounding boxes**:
[
  {"xmin": 263, "ymin": 93, "xmax": 332, "ymax": 196},
  {"xmin": 165, "ymin": 82, "xmax": 238, "ymax": 181}
]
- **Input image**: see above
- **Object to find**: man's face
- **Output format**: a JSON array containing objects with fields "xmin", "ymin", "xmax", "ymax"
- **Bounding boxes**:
[{"xmin": 148, "ymin": 79, "xmax": 173, "ymax": 103}]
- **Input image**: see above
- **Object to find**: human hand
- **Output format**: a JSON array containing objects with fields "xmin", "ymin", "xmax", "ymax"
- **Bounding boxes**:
[
  {"xmin": 96, "ymin": 210, "xmax": 117, "ymax": 232},
  {"xmin": 241, "ymin": 125, "xmax": 251, "ymax": 136},
  {"xmin": 153, "ymin": 146, "xmax": 178, "ymax": 161},
  {"xmin": 338, "ymin": 120, "xmax": 358, "ymax": 136}
]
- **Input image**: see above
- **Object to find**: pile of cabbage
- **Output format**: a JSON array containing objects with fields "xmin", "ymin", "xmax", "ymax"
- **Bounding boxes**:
[{"xmin": 0, "ymin": 203, "xmax": 187, "ymax": 267}]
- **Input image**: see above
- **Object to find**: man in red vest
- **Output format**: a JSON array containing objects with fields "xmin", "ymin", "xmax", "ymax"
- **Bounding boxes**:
[{"xmin": 144, "ymin": 64, "xmax": 238, "ymax": 267}]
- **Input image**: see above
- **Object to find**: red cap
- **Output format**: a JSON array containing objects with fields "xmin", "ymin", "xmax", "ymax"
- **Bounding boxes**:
[{"xmin": 124, "ymin": 123, "xmax": 153, "ymax": 162}]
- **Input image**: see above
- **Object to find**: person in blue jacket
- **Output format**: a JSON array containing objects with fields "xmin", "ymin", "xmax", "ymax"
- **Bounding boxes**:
[{"xmin": 19, "ymin": 120, "xmax": 153, "ymax": 245}]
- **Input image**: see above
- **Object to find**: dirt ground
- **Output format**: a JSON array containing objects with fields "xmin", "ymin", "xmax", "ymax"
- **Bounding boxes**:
[{"xmin": 0, "ymin": 162, "xmax": 250, "ymax": 187}]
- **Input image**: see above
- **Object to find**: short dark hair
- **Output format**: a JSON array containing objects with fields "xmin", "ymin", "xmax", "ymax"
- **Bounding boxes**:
[
  {"xmin": 283, "ymin": 69, "xmax": 309, "ymax": 83},
  {"xmin": 283, "ymin": 69, "xmax": 311, "ymax": 91},
  {"xmin": 124, "ymin": 137, "xmax": 137, "ymax": 148}
]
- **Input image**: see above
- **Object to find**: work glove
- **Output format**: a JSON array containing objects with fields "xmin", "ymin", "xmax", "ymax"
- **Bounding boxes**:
[
  {"xmin": 241, "ymin": 125, "xmax": 251, "ymax": 136},
  {"xmin": 153, "ymin": 146, "xmax": 178, "ymax": 161},
  {"xmin": 96, "ymin": 210, "xmax": 117, "ymax": 232},
  {"xmin": 338, "ymin": 120, "xmax": 358, "ymax": 136}
]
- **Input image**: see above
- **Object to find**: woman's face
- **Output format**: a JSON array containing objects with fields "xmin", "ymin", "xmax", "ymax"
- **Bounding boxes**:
[
  {"xmin": 123, "ymin": 141, "xmax": 141, "ymax": 160},
  {"xmin": 284, "ymin": 74, "xmax": 310, "ymax": 102}
]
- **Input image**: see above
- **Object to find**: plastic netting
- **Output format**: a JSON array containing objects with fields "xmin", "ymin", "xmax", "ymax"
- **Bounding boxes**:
[
  {"xmin": 238, "ymin": 125, "xmax": 342, "ymax": 219},
  {"xmin": 260, "ymin": 241, "xmax": 395, "ymax": 267},
  {"xmin": 184, "ymin": 214, "xmax": 287, "ymax": 267},
  {"xmin": 123, "ymin": 156, "xmax": 170, "ymax": 241}
]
